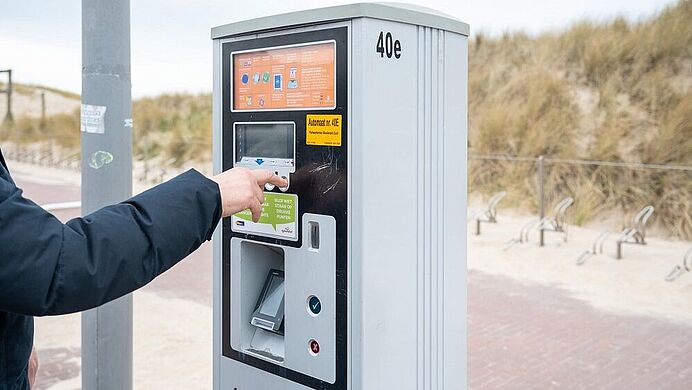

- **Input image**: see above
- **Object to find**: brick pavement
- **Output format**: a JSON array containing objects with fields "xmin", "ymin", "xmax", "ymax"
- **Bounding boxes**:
[
  {"xmin": 34, "ymin": 348, "xmax": 81, "ymax": 389},
  {"xmin": 18, "ymin": 177, "xmax": 692, "ymax": 389},
  {"xmin": 13, "ymin": 179, "xmax": 80, "ymax": 205},
  {"xmin": 34, "ymin": 269, "xmax": 692, "ymax": 389},
  {"xmin": 469, "ymin": 271, "xmax": 692, "ymax": 390}
]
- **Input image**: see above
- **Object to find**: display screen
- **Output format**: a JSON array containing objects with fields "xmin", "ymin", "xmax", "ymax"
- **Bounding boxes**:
[
  {"xmin": 232, "ymin": 41, "xmax": 336, "ymax": 111},
  {"xmin": 259, "ymin": 274, "xmax": 284, "ymax": 317},
  {"xmin": 235, "ymin": 123, "xmax": 294, "ymax": 162}
]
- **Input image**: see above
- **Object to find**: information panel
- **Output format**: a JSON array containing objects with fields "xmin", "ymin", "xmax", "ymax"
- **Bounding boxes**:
[{"xmin": 232, "ymin": 41, "xmax": 336, "ymax": 111}]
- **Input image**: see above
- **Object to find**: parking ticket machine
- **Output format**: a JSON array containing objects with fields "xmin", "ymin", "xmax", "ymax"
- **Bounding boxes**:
[{"xmin": 212, "ymin": 4, "xmax": 469, "ymax": 389}]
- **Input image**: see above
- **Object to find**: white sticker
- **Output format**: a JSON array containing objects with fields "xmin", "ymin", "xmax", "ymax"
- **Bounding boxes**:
[{"xmin": 80, "ymin": 104, "xmax": 107, "ymax": 134}]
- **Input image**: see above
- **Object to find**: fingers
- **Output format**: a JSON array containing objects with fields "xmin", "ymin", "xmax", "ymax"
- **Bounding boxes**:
[
  {"xmin": 250, "ymin": 198, "xmax": 263, "ymax": 222},
  {"xmin": 251, "ymin": 169, "xmax": 274, "ymax": 185},
  {"xmin": 254, "ymin": 181, "xmax": 264, "ymax": 212},
  {"xmin": 253, "ymin": 169, "xmax": 288, "ymax": 188},
  {"xmin": 28, "ymin": 348, "xmax": 38, "ymax": 387},
  {"xmin": 253, "ymin": 181, "xmax": 265, "ymax": 207},
  {"xmin": 242, "ymin": 169, "xmax": 287, "ymax": 222},
  {"xmin": 251, "ymin": 172, "xmax": 265, "ymax": 222},
  {"xmin": 269, "ymin": 174, "xmax": 288, "ymax": 188}
]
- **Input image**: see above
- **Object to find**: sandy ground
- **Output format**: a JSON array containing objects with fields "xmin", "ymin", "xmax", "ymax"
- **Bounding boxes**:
[
  {"xmin": 8, "ymin": 160, "xmax": 692, "ymax": 388},
  {"xmin": 6, "ymin": 156, "xmax": 211, "ymax": 194},
  {"xmin": 0, "ymin": 87, "xmax": 80, "ymax": 118},
  {"xmin": 7, "ymin": 160, "xmax": 81, "ymax": 187},
  {"xmin": 468, "ymin": 200, "xmax": 692, "ymax": 325},
  {"xmin": 33, "ymin": 292, "xmax": 212, "ymax": 390}
]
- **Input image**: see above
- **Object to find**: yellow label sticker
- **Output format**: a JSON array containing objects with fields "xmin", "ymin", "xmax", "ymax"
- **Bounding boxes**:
[{"xmin": 306, "ymin": 114, "xmax": 342, "ymax": 147}]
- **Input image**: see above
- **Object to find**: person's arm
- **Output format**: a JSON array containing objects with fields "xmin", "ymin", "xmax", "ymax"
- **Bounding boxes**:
[{"xmin": 0, "ymin": 168, "xmax": 284, "ymax": 316}]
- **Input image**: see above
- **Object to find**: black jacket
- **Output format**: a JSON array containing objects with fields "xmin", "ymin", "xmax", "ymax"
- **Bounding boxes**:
[{"xmin": 0, "ymin": 147, "xmax": 221, "ymax": 389}]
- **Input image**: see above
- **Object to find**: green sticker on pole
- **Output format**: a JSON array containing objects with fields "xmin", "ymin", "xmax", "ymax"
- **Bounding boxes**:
[{"xmin": 231, "ymin": 193, "xmax": 298, "ymax": 241}]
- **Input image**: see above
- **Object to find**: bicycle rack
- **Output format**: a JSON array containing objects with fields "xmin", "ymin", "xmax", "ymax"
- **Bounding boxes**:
[
  {"xmin": 575, "ymin": 230, "xmax": 612, "ymax": 266},
  {"xmin": 473, "ymin": 191, "xmax": 507, "ymax": 235},
  {"xmin": 503, "ymin": 218, "xmax": 540, "ymax": 251},
  {"xmin": 539, "ymin": 197, "xmax": 574, "ymax": 245},
  {"xmin": 616, "ymin": 205, "xmax": 654, "ymax": 260},
  {"xmin": 504, "ymin": 197, "xmax": 574, "ymax": 251},
  {"xmin": 665, "ymin": 247, "xmax": 692, "ymax": 282}
]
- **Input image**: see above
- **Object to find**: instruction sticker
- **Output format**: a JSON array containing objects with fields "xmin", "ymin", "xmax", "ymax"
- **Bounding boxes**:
[
  {"xmin": 306, "ymin": 114, "xmax": 342, "ymax": 146},
  {"xmin": 232, "ymin": 41, "xmax": 336, "ymax": 111},
  {"xmin": 80, "ymin": 104, "xmax": 107, "ymax": 134},
  {"xmin": 231, "ymin": 193, "xmax": 298, "ymax": 241}
]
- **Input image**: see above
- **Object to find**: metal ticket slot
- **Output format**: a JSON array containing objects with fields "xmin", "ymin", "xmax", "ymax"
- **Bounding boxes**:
[{"xmin": 212, "ymin": 3, "xmax": 469, "ymax": 389}]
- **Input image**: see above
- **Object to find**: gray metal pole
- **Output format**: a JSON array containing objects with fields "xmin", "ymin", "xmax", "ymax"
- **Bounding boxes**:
[
  {"xmin": 81, "ymin": 1, "xmax": 133, "ymax": 389},
  {"xmin": 538, "ymin": 155, "xmax": 545, "ymax": 247},
  {"xmin": 40, "ymin": 91, "xmax": 46, "ymax": 130}
]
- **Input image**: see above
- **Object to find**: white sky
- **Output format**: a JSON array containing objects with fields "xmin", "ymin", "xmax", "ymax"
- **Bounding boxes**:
[{"xmin": 0, "ymin": 0, "xmax": 676, "ymax": 97}]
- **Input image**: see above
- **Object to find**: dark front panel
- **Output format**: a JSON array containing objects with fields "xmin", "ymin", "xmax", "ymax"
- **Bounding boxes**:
[{"xmin": 221, "ymin": 27, "xmax": 348, "ymax": 390}]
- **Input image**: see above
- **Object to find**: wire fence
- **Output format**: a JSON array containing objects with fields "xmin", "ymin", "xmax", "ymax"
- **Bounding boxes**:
[
  {"xmin": 468, "ymin": 154, "xmax": 692, "ymax": 239},
  {"xmin": 2, "ymin": 142, "xmax": 82, "ymax": 171},
  {"xmin": 1, "ymin": 139, "xmax": 213, "ymax": 186},
  {"xmin": 471, "ymin": 154, "xmax": 692, "ymax": 172},
  {"xmin": 3, "ymin": 138, "xmax": 691, "ymax": 238}
]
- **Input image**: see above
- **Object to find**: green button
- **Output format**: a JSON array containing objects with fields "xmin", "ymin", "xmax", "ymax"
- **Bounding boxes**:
[{"xmin": 308, "ymin": 296, "xmax": 321, "ymax": 315}]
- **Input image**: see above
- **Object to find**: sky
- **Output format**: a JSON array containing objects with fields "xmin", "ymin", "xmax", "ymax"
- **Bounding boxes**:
[{"xmin": 0, "ymin": 0, "xmax": 677, "ymax": 97}]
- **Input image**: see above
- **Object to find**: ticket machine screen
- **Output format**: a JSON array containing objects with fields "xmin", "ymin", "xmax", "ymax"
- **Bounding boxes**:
[{"xmin": 235, "ymin": 123, "xmax": 295, "ymax": 165}]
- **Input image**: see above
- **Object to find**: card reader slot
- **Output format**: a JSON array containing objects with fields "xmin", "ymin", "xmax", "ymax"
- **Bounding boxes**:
[{"xmin": 309, "ymin": 221, "xmax": 320, "ymax": 250}]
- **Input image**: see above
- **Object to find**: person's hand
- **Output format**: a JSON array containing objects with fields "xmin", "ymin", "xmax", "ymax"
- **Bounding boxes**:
[
  {"xmin": 28, "ymin": 347, "xmax": 38, "ymax": 388},
  {"xmin": 210, "ymin": 168, "xmax": 287, "ymax": 220}
]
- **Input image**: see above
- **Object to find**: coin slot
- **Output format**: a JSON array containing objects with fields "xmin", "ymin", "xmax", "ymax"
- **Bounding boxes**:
[{"xmin": 309, "ymin": 221, "xmax": 320, "ymax": 250}]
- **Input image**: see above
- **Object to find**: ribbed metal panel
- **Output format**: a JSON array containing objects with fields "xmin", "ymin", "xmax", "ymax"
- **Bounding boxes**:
[{"xmin": 417, "ymin": 26, "xmax": 448, "ymax": 390}]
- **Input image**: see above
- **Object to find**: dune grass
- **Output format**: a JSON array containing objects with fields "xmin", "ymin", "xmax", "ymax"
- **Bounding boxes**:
[
  {"xmin": 469, "ymin": 0, "xmax": 691, "ymax": 238},
  {"xmin": 1, "ymin": 1, "xmax": 690, "ymax": 238}
]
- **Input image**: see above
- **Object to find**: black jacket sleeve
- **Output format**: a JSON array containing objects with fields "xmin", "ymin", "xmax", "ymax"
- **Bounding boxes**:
[{"xmin": 0, "ymin": 169, "xmax": 222, "ymax": 316}]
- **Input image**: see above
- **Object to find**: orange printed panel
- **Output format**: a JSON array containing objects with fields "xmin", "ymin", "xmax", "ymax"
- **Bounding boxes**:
[{"xmin": 233, "ymin": 41, "xmax": 336, "ymax": 111}]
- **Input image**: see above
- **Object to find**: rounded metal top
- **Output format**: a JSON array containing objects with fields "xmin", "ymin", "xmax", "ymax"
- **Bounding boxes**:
[{"xmin": 211, "ymin": 2, "xmax": 469, "ymax": 39}]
